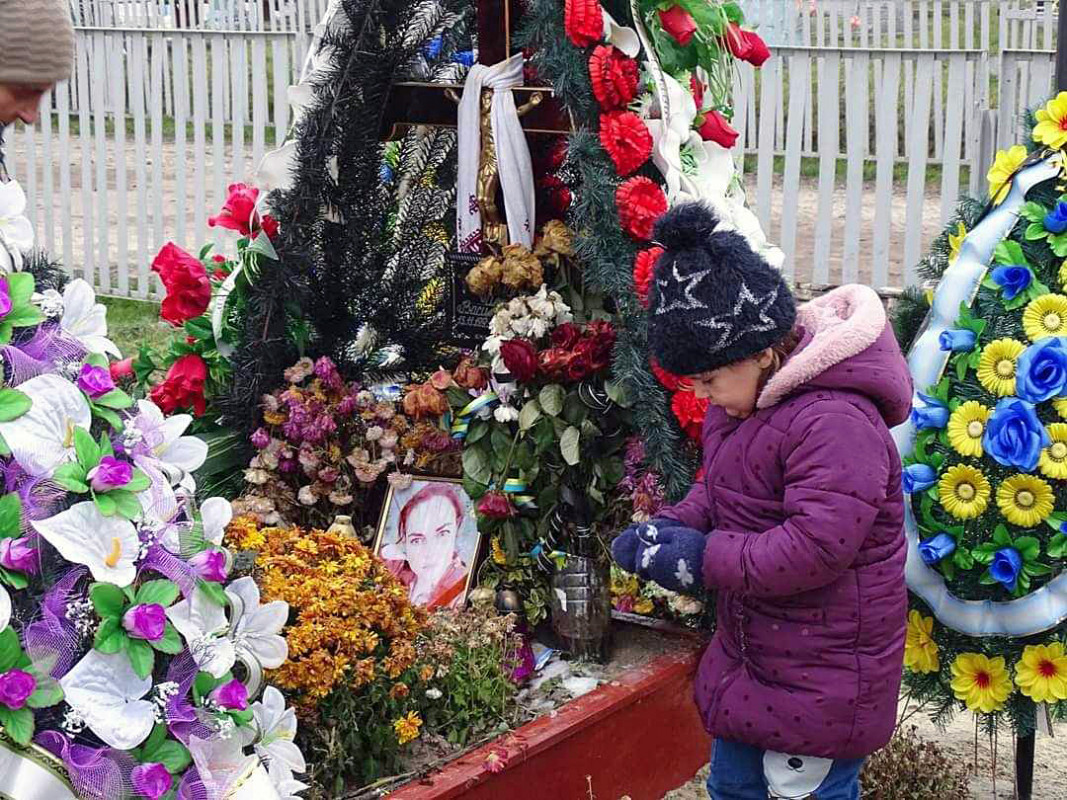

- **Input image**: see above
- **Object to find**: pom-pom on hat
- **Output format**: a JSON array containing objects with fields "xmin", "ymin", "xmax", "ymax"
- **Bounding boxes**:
[{"xmin": 647, "ymin": 203, "xmax": 796, "ymax": 375}]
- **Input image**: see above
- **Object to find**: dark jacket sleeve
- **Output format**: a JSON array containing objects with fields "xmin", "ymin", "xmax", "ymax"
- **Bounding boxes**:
[{"xmin": 701, "ymin": 402, "xmax": 890, "ymax": 597}]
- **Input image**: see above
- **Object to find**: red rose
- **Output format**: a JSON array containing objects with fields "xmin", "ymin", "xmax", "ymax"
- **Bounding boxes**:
[
  {"xmin": 109, "ymin": 357, "xmax": 134, "ymax": 381},
  {"xmin": 551, "ymin": 322, "xmax": 583, "ymax": 351},
  {"xmin": 151, "ymin": 243, "xmax": 212, "ymax": 327},
  {"xmin": 258, "ymin": 214, "xmax": 279, "ymax": 241},
  {"xmin": 671, "ymin": 389, "xmax": 708, "ymax": 441},
  {"xmin": 500, "ymin": 339, "xmax": 539, "ymax": 383},
  {"xmin": 697, "ymin": 110, "xmax": 739, "ymax": 149},
  {"xmin": 150, "ymin": 354, "xmax": 208, "ymax": 416},
  {"xmin": 658, "ymin": 5, "xmax": 698, "ymax": 47},
  {"xmin": 724, "ymin": 24, "xmax": 771, "ymax": 67},
  {"xmin": 589, "ymin": 46, "xmax": 639, "ymax": 111},
  {"xmin": 566, "ymin": 349, "xmax": 594, "ymax": 382},
  {"xmin": 633, "ymin": 246, "xmax": 664, "ymax": 308},
  {"xmin": 585, "ymin": 319, "xmax": 616, "ymax": 368},
  {"xmin": 564, "ymin": 0, "xmax": 604, "ymax": 48},
  {"xmin": 477, "ymin": 492, "xmax": 515, "ymax": 520},
  {"xmin": 600, "ymin": 110, "xmax": 653, "ymax": 176},
  {"xmin": 616, "ymin": 177, "xmax": 668, "ymax": 241},
  {"xmin": 209, "ymin": 183, "xmax": 260, "ymax": 236},
  {"xmin": 650, "ymin": 358, "xmax": 681, "ymax": 391},
  {"xmin": 538, "ymin": 348, "xmax": 573, "ymax": 381},
  {"xmin": 690, "ymin": 74, "xmax": 704, "ymax": 111}
]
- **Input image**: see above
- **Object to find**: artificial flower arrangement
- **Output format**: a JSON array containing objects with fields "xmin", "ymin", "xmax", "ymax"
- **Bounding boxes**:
[
  {"xmin": 0, "ymin": 273, "xmax": 307, "ymax": 799},
  {"xmin": 898, "ymin": 95, "xmax": 1067, "ymax": 727}
]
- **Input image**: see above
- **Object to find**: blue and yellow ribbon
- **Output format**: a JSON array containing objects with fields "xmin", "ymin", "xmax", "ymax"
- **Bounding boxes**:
[{"xmin": 451, "ymin": 391, "xmax": 499, "ymax": 439}]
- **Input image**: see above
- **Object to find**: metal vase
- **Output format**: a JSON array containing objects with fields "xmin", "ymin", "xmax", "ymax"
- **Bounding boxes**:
[{"xmin": 550, "ymin": 556, "xmax": 612, "ymax": 662}]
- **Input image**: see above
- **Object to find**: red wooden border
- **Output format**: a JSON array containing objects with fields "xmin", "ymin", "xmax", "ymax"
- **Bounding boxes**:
[{"xmin": 389, "ymin": 640, "xmax": 710, "ymax": 800}]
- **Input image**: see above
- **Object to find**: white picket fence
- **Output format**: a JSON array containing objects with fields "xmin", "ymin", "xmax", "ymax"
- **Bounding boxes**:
[{"xmin": 70, "ymin": 0, "xmax": 331, "ymax": 30}]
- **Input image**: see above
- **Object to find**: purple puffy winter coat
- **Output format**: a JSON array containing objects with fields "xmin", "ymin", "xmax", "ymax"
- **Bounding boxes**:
[{"xmin": 660, "ymin": 285, "xmax": 912, "ymax": 760}]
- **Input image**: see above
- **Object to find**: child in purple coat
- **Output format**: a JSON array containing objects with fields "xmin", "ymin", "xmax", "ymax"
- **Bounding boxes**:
[{"xmin": 612, "ymin": 203, "xmax": 911, "ymax": 799}]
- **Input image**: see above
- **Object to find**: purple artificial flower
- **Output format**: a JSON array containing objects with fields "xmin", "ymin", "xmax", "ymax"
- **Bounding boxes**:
[
  {"xmin": 209, "ymin": 678, "xmax": 249, "ymax": 711},
  {"xmin": 189, "ymin": 549, "xmax": 228, "ymax": 582},
  {"xmin": 87, "ymin": 457, "xmax": 133, "ymax": 493},
  {"xmin": 0, "ymin": 278, "xmax": 11, "ymax": 317},
  {"xmin": 250, "ymin": 428, "xmax": 270, "ymax": 449},
  {"xmin": 76, "ymin": 363, "xmax": 116, "ymax": 400},
  {"xmin": 0, "ymin": 669, "xmax": 36, "ymax": 710},
  {"xmin": 123, "ymin": 603, "xmax": 167, "ymax": 641},
  {"xmin": 131, "ymin": 762, "xmax": 173, "ymax": 799},
  {"xmin": 0, "ymin": 536, "xmax": 38, "ymax": 574}
]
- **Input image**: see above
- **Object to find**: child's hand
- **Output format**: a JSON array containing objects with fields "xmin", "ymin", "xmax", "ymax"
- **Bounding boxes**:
[{"xmin": 611, "ymin": 519, "xmax": 705, "ymax": 595}]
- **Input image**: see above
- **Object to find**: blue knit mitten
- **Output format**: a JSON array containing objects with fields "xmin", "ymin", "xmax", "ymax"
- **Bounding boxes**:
[{"xmin": 611, "ymin": 519, "xmax": 705, "ymax": 594}]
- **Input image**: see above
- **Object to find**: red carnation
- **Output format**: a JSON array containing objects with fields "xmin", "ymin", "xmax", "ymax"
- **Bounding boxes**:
[
  {"xmin": 616, "ymin": 177, "xmax": 668, "ymax": 241},
  {"xmin": 564, "ymin": 0, "xmax": 604, "ymax": 48},
  {"xmin": 697, "ymin": 110, "xmax": 739, "ymax": 149},
  {"xmin": 600, "ymin": 110, "xmax": 653, "ymax": 176},
  {"xmin": 151, "ymin": 243, "xmax": 212, "ymax": 327},
  {"xmin": 150, "ymin": 354, "xmax": 208, "ymax": 417},
  {"xmin": 671, "ymin": 388, "xmax": 708, "ymax": 441},
  {"xmin": 209, "ymin": 183, "xmax": 259, "ymax": 236},
  {"xmin": 690, "ymin": 74, "xmax": 705, "ymax": 111},
  {"xmin": 724, "ymin": 24, "xmax": 771, "ymax": 67},
  {"xmin": 650, "ymin": 358, "xmax": 681, "ymax": 391},
  {"xmin": 633, "ymin": 246, "xmax": 664, "ymax": 308},
  {"xmin": 658, "ymin": 5, "xmax": 698, "ymax": 47},
  {"xmin": 589, "ymin": 46, "xmax": 639, "ymax": 111},
  {"xmin": 500, "ymin": 339, "xmax": 539, "ymax": 383}
]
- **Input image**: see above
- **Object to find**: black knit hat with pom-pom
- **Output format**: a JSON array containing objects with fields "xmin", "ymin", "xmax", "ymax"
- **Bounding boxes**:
[{"xmin": 647, "ymin": 203, "xmax": 796, "ymax": 375}]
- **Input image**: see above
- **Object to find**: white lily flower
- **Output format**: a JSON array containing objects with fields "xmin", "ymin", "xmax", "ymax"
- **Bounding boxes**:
[
  {"xmin": 188, "ymin": 734, "xmax": 259, "ymax": 799},
  {"xmin": 32, "ymin": 502, "xmax": 140, "ymax": 587},
  {"xmin": 59, "ymin": 650, "xmax": 154, "ymax": 749},
  {"xmin": 0, "ymin": 180, "xmax": 33, "ymax": 273},
  {"xmin": 267, "ymin": 760, "xmax": 309, "ymax": 800},
  {"xmin": 166, "ymin": 586, "xmax": 236, "ymax": 678},
  {"xmin": 201, "ymin": 497, "xmax": 233, "ymax": 546},
  {"xmin": 227, "ymin": 577, "xmax": 288, "ymax": 671},
  {"xmin": 252, "ymin": 687, "xmax": 306, "ymax": 774},
  {"xmin": 129, "ymin": 400, "xmax": 209, "ymax": 488},
  {"xmin": 0, "ymin": 374, "xmax": 91, "ymax": 478},
  {"xmin": 0, "ymin": 585, "xmax": 10, "ymax": 632},
  {"xmin": 59, "ymin": 280, "xmax": 121, "ymax": 357}
]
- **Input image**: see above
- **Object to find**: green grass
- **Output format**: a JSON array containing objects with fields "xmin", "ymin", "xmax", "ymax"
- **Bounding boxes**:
[{"xmin": 100, "ymin": 296, "xmax": 173, "ymax": 357}]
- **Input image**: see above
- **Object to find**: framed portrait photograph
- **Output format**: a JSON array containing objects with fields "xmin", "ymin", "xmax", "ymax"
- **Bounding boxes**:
[{"xmin": 374, "ymin": 477, "xmax": 482, "ymax": 610}]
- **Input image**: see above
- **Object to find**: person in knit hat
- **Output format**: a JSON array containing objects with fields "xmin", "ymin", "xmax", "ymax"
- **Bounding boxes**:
[
  {"xmin": 613, "ymin": 203, "xmax": 911, "ymax": 799},
  {"xmin": 0, "ymin": 0, "xmax": 74, "ymax": 125}
]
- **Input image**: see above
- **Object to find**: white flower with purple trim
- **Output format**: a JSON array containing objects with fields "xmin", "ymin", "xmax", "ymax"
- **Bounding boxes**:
[
  {"xmin": 32, "ymin": 502, "xmax": 140, "ymax": 586},
  {"xmin": 57, "ymin": 279, "xmax": 120, "ymax": 357},
  {"xmin": 0, "ymin": 373, "xmax": 91, "ymax": 478},
  {"xmin": 126, "ymin": 399, "xmax": 209, "ymax": 488}
]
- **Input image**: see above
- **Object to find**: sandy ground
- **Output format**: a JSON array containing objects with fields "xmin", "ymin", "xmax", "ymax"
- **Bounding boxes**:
[{"xmin": 662, "ymin": 697, "xmax": 1067, "ymax": 800}]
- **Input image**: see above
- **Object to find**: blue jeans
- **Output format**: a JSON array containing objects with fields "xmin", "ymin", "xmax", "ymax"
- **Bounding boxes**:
[{"xmin": 706, "ymin": 740, "xmax": 864, "ymax": 800}]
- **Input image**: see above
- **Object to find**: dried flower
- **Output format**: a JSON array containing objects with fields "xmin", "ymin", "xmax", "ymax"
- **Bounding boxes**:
[
  {"xmin": 466, "ymin": 256, "xmax": 504, "ymax": 296},
  {"xmin": 501, "ymin": 244, "xmax": 543, "ymax": 291},
  {"xmin": 535, "ymin": 220, "xmax": 574, "ymax": 258}
]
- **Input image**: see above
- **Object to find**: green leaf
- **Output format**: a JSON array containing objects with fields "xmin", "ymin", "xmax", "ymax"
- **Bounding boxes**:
[
  {"xmin": 979, "ymin": 571, "xmax": 998, "ymax": 585},
  {"xmin": 993, "ymin": 524, "xmax": 1012, "ymax": 547},
  {"xmin": 940, "ymin": 559, "xmax": 955, "ymax": 581},
  {"xmin": 153, "ymin": 740, "xmax": 192, "ymax": 774},
  {"xmin": 198, "ymin": 580, "xmax": 228, "ymax": 607},
  {"xmin": 125, "ymin": 470, "xmax": 152, "ymax": 493},
  {"xmin": 0, "ymin": 705, "xmax": 34, "ymax": 746},
  {"xmin": 0, "ymin": 627, "xmax": 22, "ymax": 673},
  {"xmin": 560, "ymin": 426, "xmax": 581, "ymax": 466},
  {"xmin": 954, "ymin": 353, "xmax": 969, "ymax": 381},
  {"xmin": 140, "ymin": 722, "xmax": 167, "ymax": 760},
  {"xmin": 0, "ymin": 389, "xmax": 31, "ymax": 422},
  {"xmin": 466, "ymin": 419, "xmax": 489, "ymax": 446},
  {"xmin": 518, "ymin": 400, "xmax": 542, "ymax": 432},
  {"xmin": 1025, "ymin": 222, "xmax": 1048, "ymax": 240},
  {"xmin": 539, "ymin": 385, "xmax": 565, "ymax": 417},
  {"xmin": 93, "ymin": 617, "xmax": 126, "ymax": 654},
  {"xmin": 0, "ymin": 567, "xmax": 26, "ymax": 590},
  {"xmin": 1004, "ymin": 292, "xmax": 1030, "ymax": 311},
  {"xmin": 150, "ymin": 623, "xmax": 184, "ymax": 655},
  {"xmin": 461, "ymin": 445, "xmax": 492, "ymax": 486},
  {"xmin": 73, "ymin": 426, "xmax": 100, "ymax": 469},
  {"xmin": 1052, "ymin": 232, "xmax": 1067, "ymax": 258},
  {"xmin": 93, "ymin": 405, "xmax": 124, "ymax": 431},
  {"xmin": 1014, "ymin": 536, "xmax": 1041, "ymax": 562},
  {"xmin": 193, "ymin": 671, "xmax": 219, "ymax": 702},
  {"xmin": 994, "ymin": 240, "xmax": 1028, "ymax": 267},
  {"xmin": 91, "ymin": 582, "xmax": 127, "ymax": 618},
  {"xmin": 4, "ymin": 273, "xmax": 35, "ymax": 306},
  {"xmin": 1021, "ymin": 201, "xmax": 1048, "ymax": 222},
  {"xmin": 184, "ymin": 316, "xmax": 215, "ymax": 342},
  {"xmin": 1049, "ymin": 532, "xmax": 1067, "ymax": 559},
  {"xmin": 3, "ymin": 306, "xmax": 44, "ymax": 329},
  {"xmin": 953, "ymin": 548, "xmax": 975, "ymax": 570},
  {"xmin": 126, "ymin": 638, "xmax": 155, "ymax": 680},
  {"xmin": 26, "ymin": 678, "xmax": 64, "ymax": 709},
  {"xmin": 109, "ymin": 490, "xmax": 144, "ymax": 520},
  {"xmin": 0, "ymin": 493, "xmax": 21, "ymax": 539},
  {"xmin": 1024, "ymin": 562, "xmax": 1053, "ymax": 577},
  {"xmin": 95, "ymin": 493, "xmax": 118, "ymax": 517},
  {"xmin": 94, "ymin": 389, "xmax": 134, "ymax": 410},
  {"xmin": 136, "ymin": 580, "xmax": 180, "ymax": 608},
  {"xmin": 604, "ymin": 380, "xmax": 633, "ymax": 409}
]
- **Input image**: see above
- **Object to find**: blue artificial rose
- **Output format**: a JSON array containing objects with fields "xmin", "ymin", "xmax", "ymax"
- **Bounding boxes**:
[
  {"xmin": 910, "ymin": 392, "xmax": 950, "ymax": 430},
  {"xmin": 990, "ymin": 547, "xmax": 1023, "ymax": 591},
  {"xmin": 1045, "ymin": 201, "xmax": 1067, "ymax": 234},
  {"xmin": 982, "ymin": 398, "xmax": 1051, "ymax": 472},
  {"xmin": 991, "ymin": 265, "xmax": 1033, "ymax": 300},
  {"xmin": 902, "ymin": 463, "xmax": 938, "ymax": 494},
  {"xmin": 453, "ymin": 50, "xmax": 475, "ymax": 67},
  {"xmin": 939, "ymin": 329, "xmax": 978, "ymax": 353},
  {"xmin": 1015, "ymin": 337, "xmax": 1067, "ymax": 403},
  {"xmin": 423, "ymin": 35, "xmax": 444, "ymax": 60},
  {"xmin": 919, "ymin": 533, "xmax": 956, "ymax": 565}
]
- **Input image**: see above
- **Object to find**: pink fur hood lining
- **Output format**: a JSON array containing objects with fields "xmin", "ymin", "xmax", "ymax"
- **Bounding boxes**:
[{"xmin": 757, "ymin": 284, "xmax": 887, "ymax": 409}]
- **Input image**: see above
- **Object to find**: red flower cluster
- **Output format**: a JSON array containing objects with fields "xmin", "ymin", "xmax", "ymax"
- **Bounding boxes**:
[
  {"xmin": 600, "ymin": 110, "xmax": 653, "ymax": 176},
  {"xmin": 671, "ymin": 388, "xmax": 708, "ymax": 441},
  {"xmin": 150, "ymin": 353, "xmax": 208, "ymax": 416},
  {"xmin": 539, "ymin": 175, "xmax": 572, "ymax": 216},
  {"xmin": 658, "ymin": 5, "xmax": 698, "ymax": 46},
  {"xmin": 616, "ymin": 177, "xmax": 668, "ymax": 241},
  {"xmin": 564, "ymin": 0, "xmax": 603, "ymax": 48},
  {"xmin": 589, "ymin": 46, "xmax": 639, "ymax": 110},
  {"xmin": 697, "ymin": 110, "xmax": 739, "ymax": 149},
  {"xmin": 500, "ymin": 339, "xmax": 539, "ymax": 383},
  {"xmin": 209, "ymin": 183, "xmax": 278, "ymax": 240},
  {"xmin": 539, "ymin": 320, "xmax": 616, "ymax": 383},
  {"xmin": 633, "ymin": 246, "xmax": 664, "ymax": 308},
  {"xmin": 650, "ymin": 358, "xmax": 681, "ymax": 392},
  {"xmin": 151, "ymin": 243, "xmax": 212, "ymax": 327},
  {"xmin": 724, "ymin": 23, "xmax": 770, "ymax": 67},
  {"xmin": 477, "ymin": 492, "xmax": 515, "ymax": 520}
]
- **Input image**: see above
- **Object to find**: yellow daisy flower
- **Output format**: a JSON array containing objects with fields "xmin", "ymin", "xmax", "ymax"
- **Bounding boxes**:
[
  {"xmin": 950, "ymin": 653, "xmax": 1013, "ymax": 713},
  {"xmin": 1023, "ymin": 294, "xmax": 1067, "ymax": 341},
  {"xmin": 1034, "ymin": 92, "xmax": 1067, "ymax": 150},
  {"xmin": 939, "ymin": 465, "xmax": 991, "ymax": 520},
  {"xmin": 903, "ymin": 610, "xmax": 940, "ymax": 674},
  {"xmin": 394, "ymin": 711, "xmax": 423, "ymax": 745},
  {"xmin": 1041, "ymin": 423, "xmax": 1067, "ymax": 480},
  {"xmin": 948, "ymin": 222, "xmax": 967, "ymax": 263},
  {"xmin": 996, "ymin": 474, "xmax": 1055, "ymax": 527},
  {"xmin": 977, "ymin": 338, "xmax": 1025, "ymax": 396},
  {"xmin": 1055, "ymin": 399, "xmax": 1067, "ymax": 421},
  {"xmin": 947, "ymin": 401, "xmax": 991, "ymax": 458},
  {"xmin": 1015, "ymin": 643, "xmax": 1067, "ymax": 703},
  {"xmin": 987, "ymin": 145, "xmax": 1029, "ymax": 205}
]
